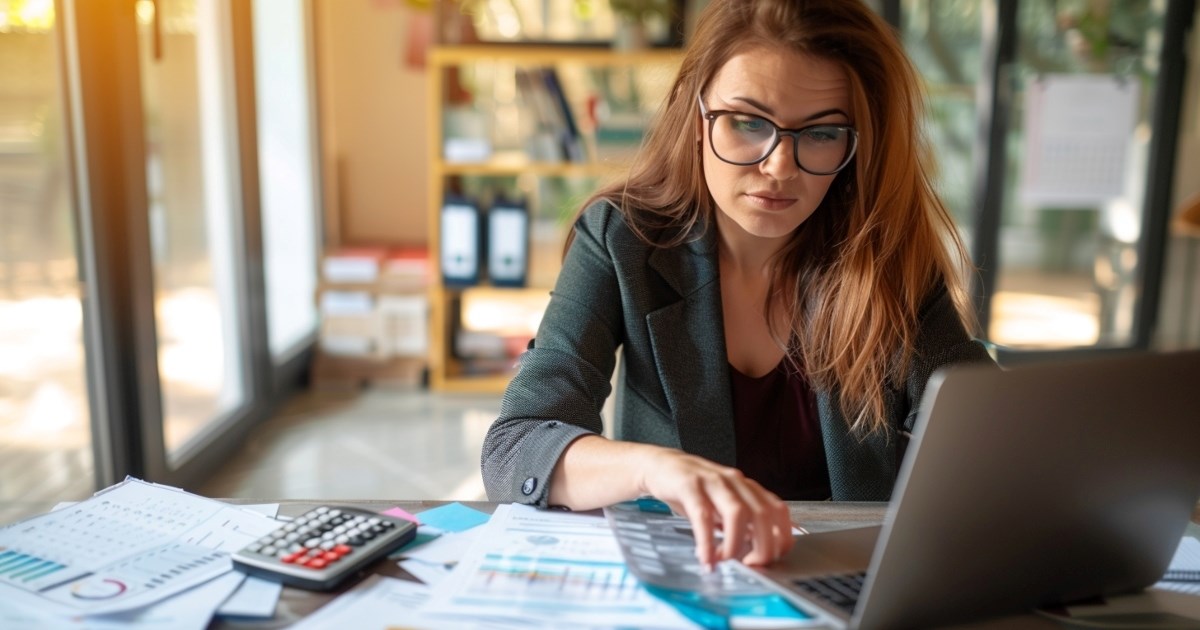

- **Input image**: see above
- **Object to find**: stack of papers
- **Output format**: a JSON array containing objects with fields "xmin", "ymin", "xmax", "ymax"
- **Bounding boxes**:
[
  {"xmin": 1154, "ymin": 537, "xmax": 1200, "ymax": 596},
  {"xmin": 302, "ymin": 502, "xmax": 816, "ymax": 629},
  {"xmin": 0, "ymin": 479, "xmax": 285, "ymax": 629}
]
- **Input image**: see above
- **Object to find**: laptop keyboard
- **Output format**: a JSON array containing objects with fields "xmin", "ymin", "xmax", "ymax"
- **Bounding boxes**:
[{"xmin": 791, "ymin": 572, "xmax": 867, "ymax": 614}]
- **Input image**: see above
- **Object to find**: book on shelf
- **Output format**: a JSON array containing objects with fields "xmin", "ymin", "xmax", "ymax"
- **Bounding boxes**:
[
  {"xmin": 541, "ymin": 68, "xmax": 586, "ymax": 163},
  {"xmin": 515, "ymin": 67, "xmax": 585, "ymax": 163}
]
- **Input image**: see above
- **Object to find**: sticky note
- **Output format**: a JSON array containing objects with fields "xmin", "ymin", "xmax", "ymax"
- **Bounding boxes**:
[
  {"xmin": 391, "ymin": 530, "xmax": 440, "ymax": 557},
  {"xmin": 415, "ymin": 503, "xmax": 490, "ymax": 533},
  {"xmin": 383, "ymin": 507, "xmax": 421, "ymax": 524}
]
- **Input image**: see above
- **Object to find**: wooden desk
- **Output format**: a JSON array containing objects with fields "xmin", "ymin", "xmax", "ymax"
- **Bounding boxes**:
[{"xmin": 213, "ymin": 500, "xmax": 1200, "ymax": 630}]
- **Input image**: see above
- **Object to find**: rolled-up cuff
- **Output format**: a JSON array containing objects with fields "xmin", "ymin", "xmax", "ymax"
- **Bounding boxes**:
[{"xmin": 509, "ymin": 421, "xmax": 596, "ymax": 508}]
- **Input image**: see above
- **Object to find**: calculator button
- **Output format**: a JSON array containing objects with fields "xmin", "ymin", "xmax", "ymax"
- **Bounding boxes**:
[
  {"xmin": 261, "ymin": 546, "xmax": 278, "ymax": 557},
  {"xmin": 304, "ymin": 538, "xmax": 321, "ymax": 548},
  {"xmin": 246, "ymin": 543, "xmax": 262, "ymax": 553},
  {"xmin": 367, "ymin": 518, "xmax": 381, "ymax": 526},
  {"xmin": 288, "ymin": 544, "xmax": 304, "ymax": 554},
  {"xmin": 348, "ymin": 537, "xmax": 366, "ymax": 546},
  {"xmin": 322, "ymin": 551, "xmax": 340, "ymax": 562},
  {"xmin": 305, "ymin": 558, "xmax": 328, "ymax": 569},
  {"xmin": 380, "ymin": 521, "xmax": 396, "ymax": 529},
  {"xmin": 314, "ymin": 507, "xmax": 329, "ymax": 514},
  {"xmin": 334, "ymin": 544, "xmax": 352, "ymax": 555},
  {"xmin": 320, "ymin": 541, "xmax": 336, "ymax": 551},
  {"xmin": 283, "ymin": 523, "xmax": 297, "ymax": 532},
  {"xmin": 335, "ymin": 535, "xmax": 349, "ymax": 544}
]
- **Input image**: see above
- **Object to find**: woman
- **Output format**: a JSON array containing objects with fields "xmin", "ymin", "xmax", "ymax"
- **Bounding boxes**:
[{"xmin": 481, "ymin": 0, "xmax": 992, "ymax": 569}]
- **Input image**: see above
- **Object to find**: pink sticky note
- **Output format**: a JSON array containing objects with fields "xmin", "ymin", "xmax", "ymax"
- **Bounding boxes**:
[{"xmin": 383, "ymin": 507, "xmax": 421, "ymax": 524}]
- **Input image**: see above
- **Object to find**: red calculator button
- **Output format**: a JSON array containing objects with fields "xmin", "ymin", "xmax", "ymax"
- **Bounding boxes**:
[
  {"xmin": 305, "ymin": 558, "xmax": 328, "ymax": 569},
  {"xmin": 333, "ymin": 544, "xmax": 352, "ymax": 555},
  {"xmin": 322, "ymin": 551, "xmax": 340, "ymax": 562},
  {"xmin": 281, "ymin": 552, "xmax": 304, "ymax": 564}
]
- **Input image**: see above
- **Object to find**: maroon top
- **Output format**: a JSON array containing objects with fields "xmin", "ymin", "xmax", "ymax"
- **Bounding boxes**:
[{"xmin": 728, "ymin": 360, "xmax": 831, "ymax": 500}]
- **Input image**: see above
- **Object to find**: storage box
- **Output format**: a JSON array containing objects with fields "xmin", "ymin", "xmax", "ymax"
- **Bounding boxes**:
[{"xmin": 378, "ymin": 294, "xmax": 429, "ymax": 358}]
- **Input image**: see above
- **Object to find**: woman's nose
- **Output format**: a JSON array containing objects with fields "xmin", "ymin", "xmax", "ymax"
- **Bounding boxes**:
[{"xmin": 759, "ymin": 136, "xmax": 800, "ymax": 181}]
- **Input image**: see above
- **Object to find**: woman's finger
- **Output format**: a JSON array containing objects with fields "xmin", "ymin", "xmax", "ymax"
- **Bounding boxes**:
[{"xmin": 676, "ymin": 486, "xmax": 717, "ymax": 571}]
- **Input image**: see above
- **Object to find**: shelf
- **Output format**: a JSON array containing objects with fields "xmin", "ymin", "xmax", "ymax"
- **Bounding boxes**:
[
  {"xmin": 430, "ymin": 44, "xmax": 682, "ymax": 67},
  {"xmin": 431, "ymin": 372, "xmax": 514, "ymax": 394},
  {"xmin": 426, "ymin": 43, "xmax": 676, "ymax": 393},
  {"xmin": 438, "ymin": 152, "xmax": 632, "ymax": 177}
]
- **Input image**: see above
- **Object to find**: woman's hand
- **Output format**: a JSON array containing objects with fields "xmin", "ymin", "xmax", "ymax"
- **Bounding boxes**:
[{"xmin": 636, "ymin": 447, "xmax": 794, "ymax": 569}]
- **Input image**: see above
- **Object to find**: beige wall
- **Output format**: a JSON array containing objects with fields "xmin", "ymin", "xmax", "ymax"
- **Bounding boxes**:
[{"xmin": 314, "ymin": 0, "xmax": 428, "ymax": 246}]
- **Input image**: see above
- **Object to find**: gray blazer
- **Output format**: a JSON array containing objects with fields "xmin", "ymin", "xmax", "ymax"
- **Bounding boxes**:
[{"xmin": 481, "ymin": 201, "xmax": 992, "ymax": 506}]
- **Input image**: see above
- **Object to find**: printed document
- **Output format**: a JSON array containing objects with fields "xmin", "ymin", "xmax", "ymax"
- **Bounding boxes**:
[
  {"xmin": 421, "ymin": 503, "xmax": 695, "ymax": 628},
  {"xmin": 0, "ymin": 478, "xmax": 279, "ymax": 616}
]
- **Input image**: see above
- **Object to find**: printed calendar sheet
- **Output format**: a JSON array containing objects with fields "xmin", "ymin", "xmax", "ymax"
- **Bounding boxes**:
[{"xmin": 0, "ymin": 478, "xmax": 279, "ymax": 616}]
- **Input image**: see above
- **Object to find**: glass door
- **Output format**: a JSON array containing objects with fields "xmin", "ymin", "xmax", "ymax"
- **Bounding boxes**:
[
  {"xmin": 135, "ymin": 0, "xmax": 249, "ymax": 462},
  {"xmin": 897, "ymin": 0, "xmax": 1189, "ymax": 356},
  {"xmin": 0, "ymin": 0, "xmax": 98, "ymax": 521},
  {"xmin": 253, "ymin": 0, "xmax": 320, "ymax": 363},
  {"xmin": 989, "ymin": 0, "xmax": 1168, "ymax": 349}
]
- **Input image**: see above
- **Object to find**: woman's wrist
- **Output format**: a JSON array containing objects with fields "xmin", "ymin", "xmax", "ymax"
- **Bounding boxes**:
[{"xmin": 631, "ymin": 442, "xmax": 671, "ymax": 498}]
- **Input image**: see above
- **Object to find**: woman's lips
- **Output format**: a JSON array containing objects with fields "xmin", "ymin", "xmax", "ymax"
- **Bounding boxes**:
[{"xmin": 744, "ymin": 192, "xmax": 797, "ymax": 211}]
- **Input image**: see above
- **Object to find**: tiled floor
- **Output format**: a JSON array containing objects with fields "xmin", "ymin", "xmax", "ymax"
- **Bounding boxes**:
[{"xmin": 199, "ymin": 389, "xmax": 504, "ymax": 504}]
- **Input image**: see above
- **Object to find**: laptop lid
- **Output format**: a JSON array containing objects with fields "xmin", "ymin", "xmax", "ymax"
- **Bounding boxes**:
[{"xmin": 762, "ymin": 350, "xmax": 1200, "ymax": 629}]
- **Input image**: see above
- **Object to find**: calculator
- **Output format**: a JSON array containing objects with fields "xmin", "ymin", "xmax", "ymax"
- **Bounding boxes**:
[{"xmin": 232, "ymin": 505, "xmax": 417, "ymax": 591}]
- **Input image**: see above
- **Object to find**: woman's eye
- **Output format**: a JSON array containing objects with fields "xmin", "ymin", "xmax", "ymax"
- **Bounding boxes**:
[
  {"xmin": 804, "ymin": 127, "xmax": 842, "ymax": 143},
  {"xmin": 730, "ymin": 116, "xmax": 769, "ymax": 133}
]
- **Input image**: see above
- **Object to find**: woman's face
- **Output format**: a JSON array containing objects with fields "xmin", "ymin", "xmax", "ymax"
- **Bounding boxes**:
[{"xmin": 701, "ymin": 47, "xmax": 852, "ymax": 245}]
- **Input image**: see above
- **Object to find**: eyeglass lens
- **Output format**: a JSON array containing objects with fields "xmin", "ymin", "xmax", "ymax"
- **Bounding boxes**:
[{"xmin": 710, "ymin": 112, "xmax": 854, "ymax": 174}]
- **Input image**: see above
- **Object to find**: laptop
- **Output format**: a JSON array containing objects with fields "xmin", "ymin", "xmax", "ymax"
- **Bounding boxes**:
[{"xmin": 743, "ymin": 349, "xmax": 1200, "ymax": 629}]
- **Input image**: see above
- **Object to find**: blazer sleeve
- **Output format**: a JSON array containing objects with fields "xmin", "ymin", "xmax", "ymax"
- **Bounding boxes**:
[{"xmin": 481, "ymin": 203, "xmax": 627, "ymax": 506}]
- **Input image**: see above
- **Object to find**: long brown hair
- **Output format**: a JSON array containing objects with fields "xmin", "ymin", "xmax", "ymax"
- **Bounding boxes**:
[{"xmin": 573, "ymin": 0, "xmax": 977, "ymax": 435}]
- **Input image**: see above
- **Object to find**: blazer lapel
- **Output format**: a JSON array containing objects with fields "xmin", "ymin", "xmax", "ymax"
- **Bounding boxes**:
[{"xmin": 644, "ymin": 229, "xmax": 737, "ymax": 467}]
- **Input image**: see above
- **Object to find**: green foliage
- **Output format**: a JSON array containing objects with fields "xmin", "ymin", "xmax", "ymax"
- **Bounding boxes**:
[{"xmin": 608, "ymin": 0, "xmax": 673, "ymax": 23}]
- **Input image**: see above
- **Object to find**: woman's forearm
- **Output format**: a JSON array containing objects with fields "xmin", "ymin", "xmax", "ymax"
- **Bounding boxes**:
[{"xmin": 547, "ymin": 435, "xmax": 661, "ymax": 510}]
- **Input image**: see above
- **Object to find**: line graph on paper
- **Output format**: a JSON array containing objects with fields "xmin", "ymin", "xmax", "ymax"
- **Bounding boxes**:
[
  {"xmin": 422, "ymin": 504, "xmax": 695, "ymax": 628},
  {"xmin": 471, "ymin": 555, "xmax": 643, "ymax": 605}
]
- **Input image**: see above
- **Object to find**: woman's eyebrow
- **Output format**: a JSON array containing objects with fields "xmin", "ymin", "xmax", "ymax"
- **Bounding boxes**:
[{"xmin": 728, "ymin": 96, "xmax": 849, "ymax": 124}]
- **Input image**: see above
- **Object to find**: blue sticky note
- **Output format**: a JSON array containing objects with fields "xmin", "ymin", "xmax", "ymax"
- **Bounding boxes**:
[
  {"xmin": 391, "ymin": 530, "xmax": 441, "ymax": 557},
  {"xmin": 416, "ymin": 502, "xmax": 491, "ymax": 533}
]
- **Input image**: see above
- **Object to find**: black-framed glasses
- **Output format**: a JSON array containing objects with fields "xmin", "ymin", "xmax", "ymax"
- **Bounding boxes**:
[{"xmin": 698, "ymin": 96, "xmax": 858, "ymax": 175}]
